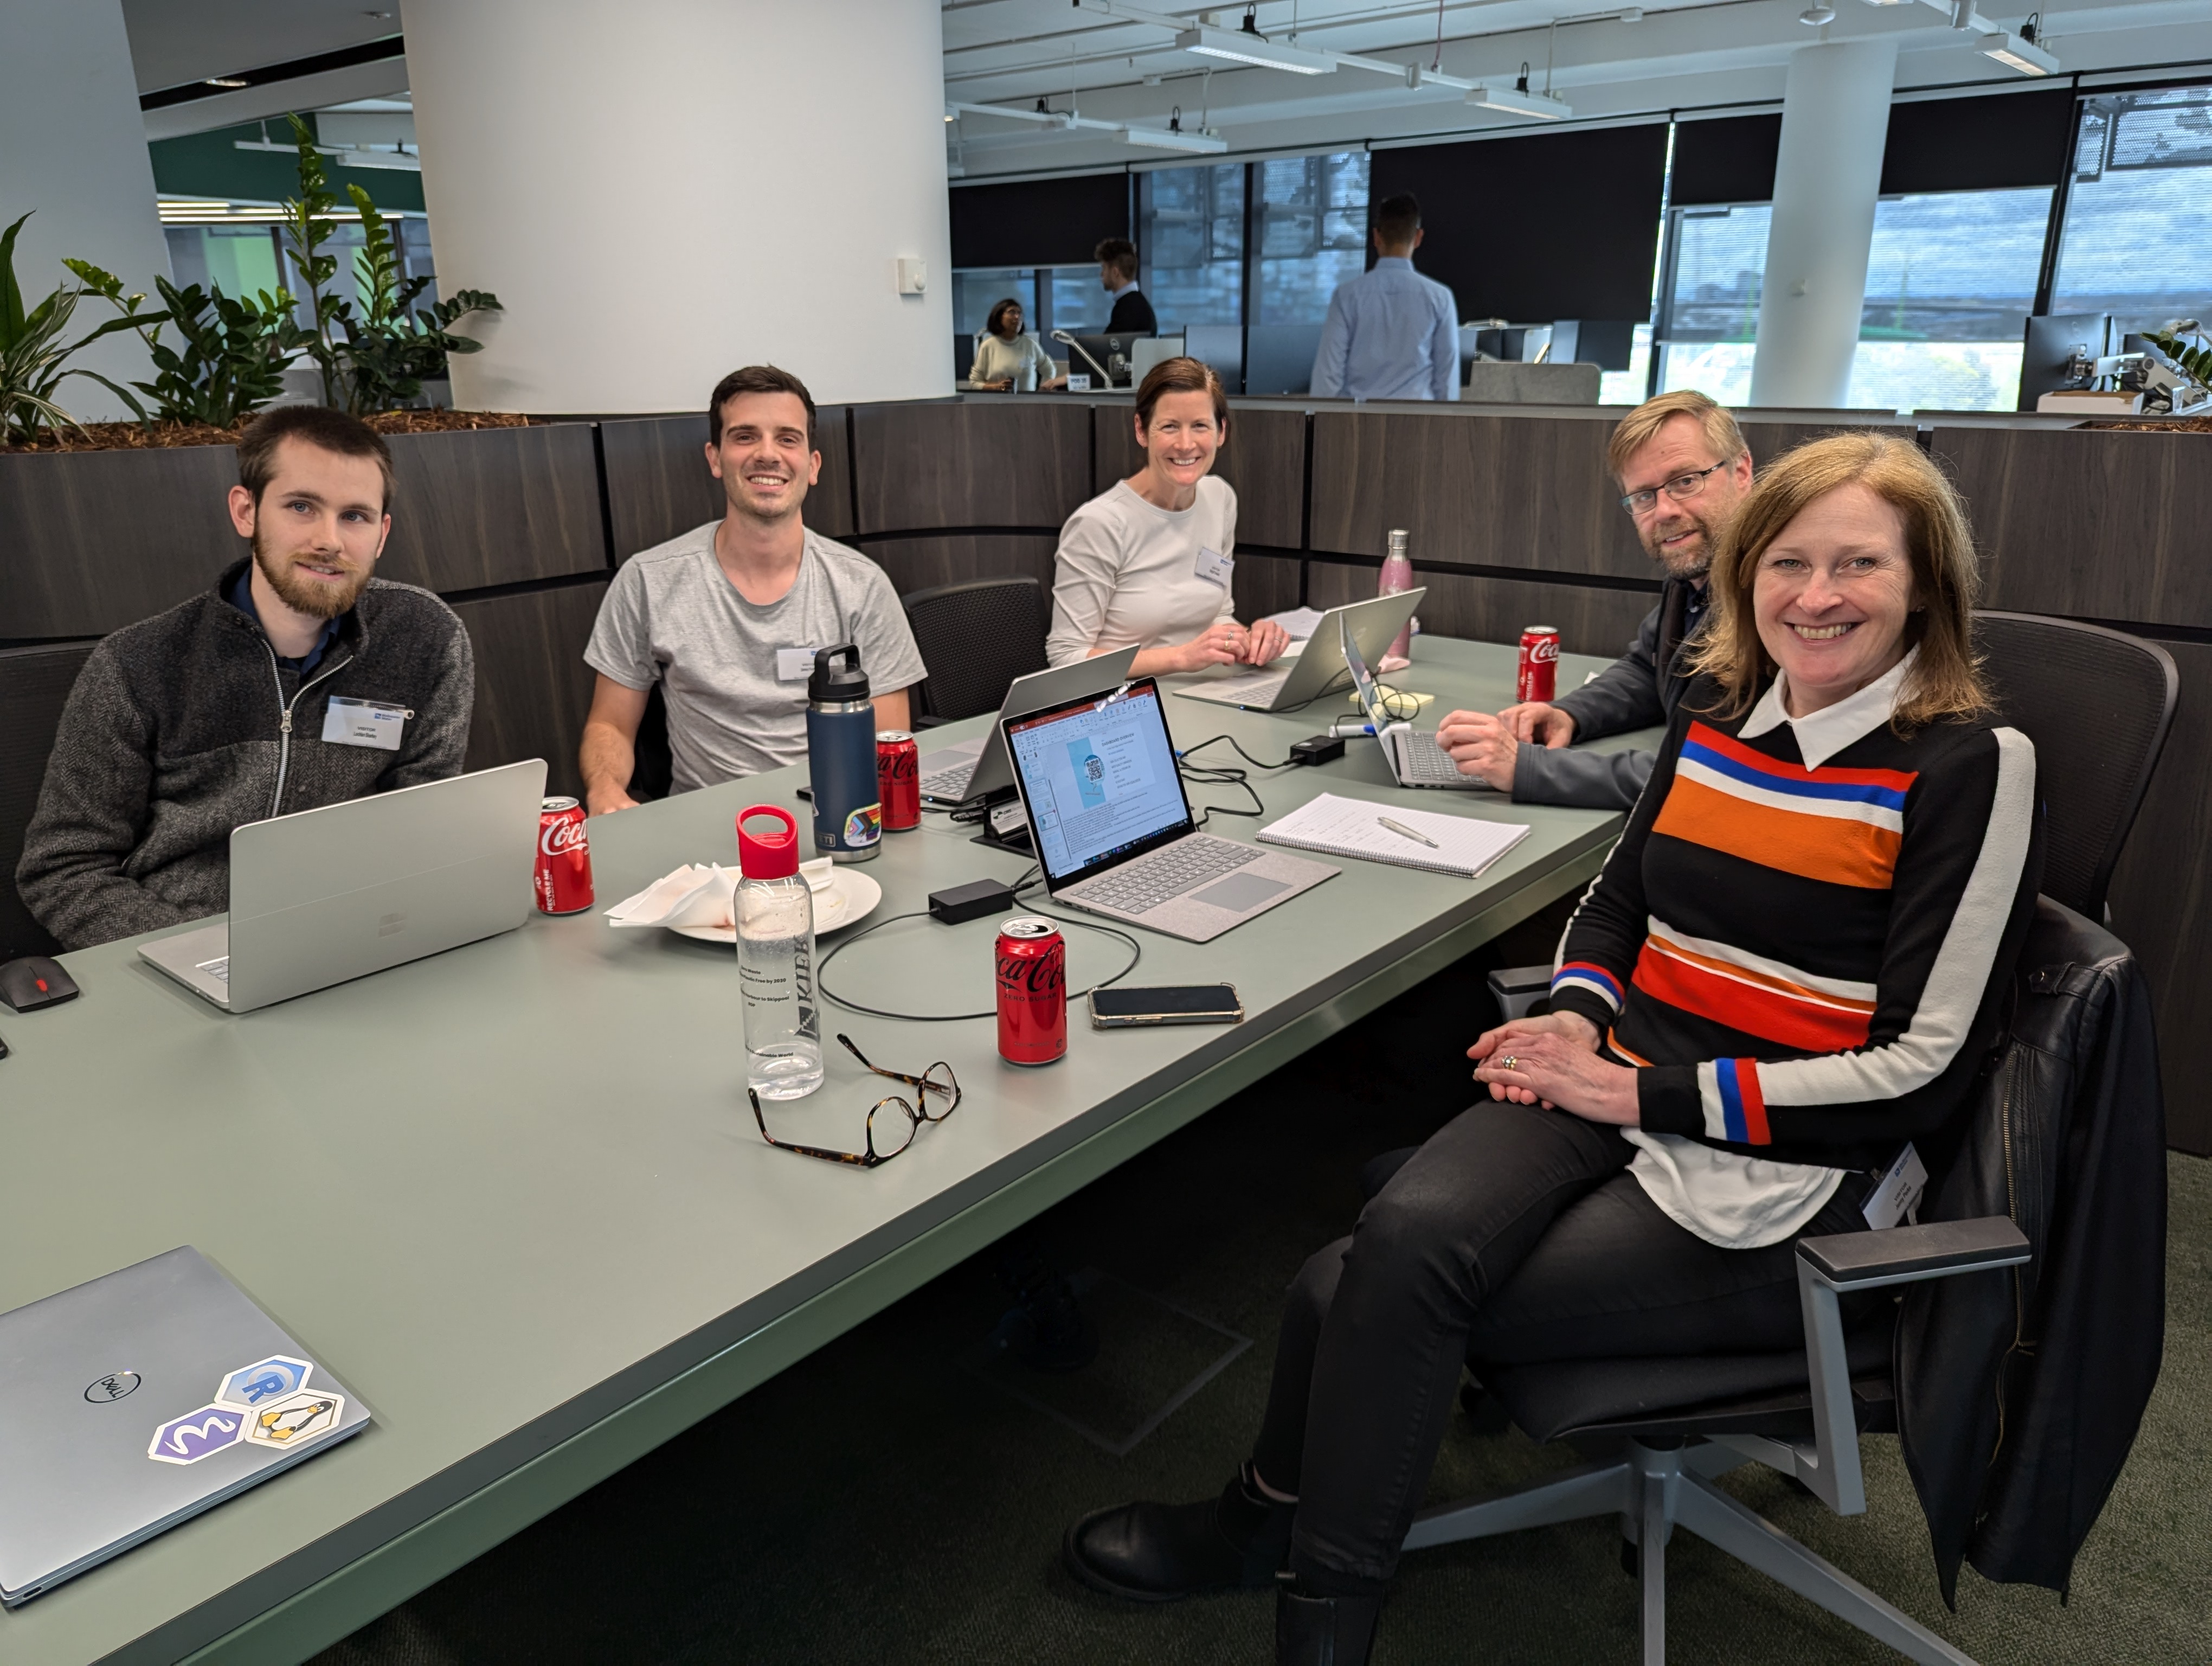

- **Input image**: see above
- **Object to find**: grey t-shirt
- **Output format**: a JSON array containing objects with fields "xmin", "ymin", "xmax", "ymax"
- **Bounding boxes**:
[{"xmin": 584, "ymin": 523, "xmax": 928, "ymax": 790}]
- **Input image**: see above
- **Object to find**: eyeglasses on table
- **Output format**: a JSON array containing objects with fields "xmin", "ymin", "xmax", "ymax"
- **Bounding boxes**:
[{"xmin": 747, "ymin": 1034, "xmax": 962, "ymax": 1169}]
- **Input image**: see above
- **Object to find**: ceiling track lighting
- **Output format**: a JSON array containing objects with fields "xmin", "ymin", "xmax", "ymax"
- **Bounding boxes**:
[
  {"xmin": 1175, "ymin": 22, "xmax": 1336, "ymax": 74},
  {"xmin": 1980, "ymin": 12, "xmax": 2059, "ymax": 74},
  {"xmin": 1467, "ymin": 57, "xmax": 1570, "ymax": 120},
  {"xmin": 1800, "ymin": 2, "xmax": 1836, "ymax": 22}
]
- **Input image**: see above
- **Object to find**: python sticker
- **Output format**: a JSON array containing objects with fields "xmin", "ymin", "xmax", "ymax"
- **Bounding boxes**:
[
  {"xmin": 246, "ymin": 1389, "xmax": 346, "ymax": 1450},
  {"xmin": 216, "ymin": 1354, "xmax": 313, "ymax": 1409},
  {"xmin": 148, "ymin": 1404, "xmax": 248, "ymax": 1465}
]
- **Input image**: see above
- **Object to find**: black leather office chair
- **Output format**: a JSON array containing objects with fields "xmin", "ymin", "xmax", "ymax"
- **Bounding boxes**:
[
  {"xmin": 899, "ymin": 576, "xmax": 1050, "ymax": 725},
  {"xmin": 1972, "ymin": 611, "xmax": 2176, "ymax": 919},
  {"xmin": 0, "ymin": 641, "xmax": 99, "ymax": 960}
]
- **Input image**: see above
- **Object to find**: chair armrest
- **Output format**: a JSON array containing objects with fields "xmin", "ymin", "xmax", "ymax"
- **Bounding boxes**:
[
  {"xmin": 1489, "ymin": 965, "xmax": 1552, "ymax": 1023},
  {"xmin": 912, "ymin": 714, "xmax": 949, "ymax": 730},
  {"xmin": 1797, "ymin": 1217, "xmax": 2028, "ymax": 1290}
]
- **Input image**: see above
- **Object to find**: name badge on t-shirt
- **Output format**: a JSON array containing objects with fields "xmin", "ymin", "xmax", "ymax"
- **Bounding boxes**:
[
  {"xmin": 320, "ymin": 696, "xmax": 410, "ymax": 751},
  {"xmin": 775, "ymin": 647, "xmax": 819, "ymax": 683},
  {"xmin": 1194, "ymin": 546, "xmax": 1234, "ymax": 588}
]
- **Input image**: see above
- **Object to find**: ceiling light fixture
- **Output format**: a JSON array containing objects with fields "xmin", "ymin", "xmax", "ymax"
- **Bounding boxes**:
[
  {"xmin": 1800, "ymin": 2, "xmax": 1836, "ymax": 22},
  {"xmin": 1121, "ymin": 123, "xmax": 1229, "ymax": 153},
  {"xmin": 1175, "ymin": 24, "xmax": 1335, "ymax": 74},
  {"xmin": 203, "ymin": 76, "xmax": 250, "ymax": 88},
  {"xmin": 1981, "ymin": 12, "xmax": 2058, "ymax": 73},
  {"xmin": 1466, "ymin": 62, "xmax": 1571, "ymax": 120}
]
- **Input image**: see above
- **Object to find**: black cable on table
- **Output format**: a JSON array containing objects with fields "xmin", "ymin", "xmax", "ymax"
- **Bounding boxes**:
[{"xmin": 817, "ymin": 895, "xmax": 1139, "ymax": 1022}]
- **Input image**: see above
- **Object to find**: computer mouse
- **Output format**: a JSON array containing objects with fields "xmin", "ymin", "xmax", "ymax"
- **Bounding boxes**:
[{"xmin": 0, "ymin": 955, "xmax": 79, "ymax": 1013}]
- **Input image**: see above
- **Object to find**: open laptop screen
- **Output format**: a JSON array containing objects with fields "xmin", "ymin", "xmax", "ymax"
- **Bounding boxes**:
[
  {"xmin": 1340, "ymin": 612, "xmax": 1391, "ymax": 728},
  {"xmin": 1004, "ymin": 680, "xmax": 1193, "ymax": 885}
]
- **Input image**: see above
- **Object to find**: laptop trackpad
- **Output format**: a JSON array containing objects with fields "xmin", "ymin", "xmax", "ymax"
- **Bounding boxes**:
[{"xmin": 1191, "ymin": 872, "xmax": 1289, "ymax": 912}]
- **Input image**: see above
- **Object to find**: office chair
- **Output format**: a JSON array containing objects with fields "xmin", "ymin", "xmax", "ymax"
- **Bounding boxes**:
[
  {"xmin": 900, "ymin": 576, "xmax": 1050, "ymax": 725},
  {"xmin": 1971, "ymin": 611, "xmax": 2176, "ymax": 919},
  {"xmin": 0, "ymin": 640, "xmax": 99, "ymax": 960},
  {"xmin": 629, "ymin": 683, "xmax": 674, "ymax": 803}
]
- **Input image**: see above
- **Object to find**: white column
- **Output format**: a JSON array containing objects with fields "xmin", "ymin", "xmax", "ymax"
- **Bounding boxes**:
[
  {"xmin": 0, "ymin": 0, "xmax": 168, "ymax": 421},
  {"xmin": 405, "ymin": 0, "xmax": 954, "ymax": 413},
  {"xmin": 1747, "ymin": 38, "xmax": 1898, "ymax": 409}
]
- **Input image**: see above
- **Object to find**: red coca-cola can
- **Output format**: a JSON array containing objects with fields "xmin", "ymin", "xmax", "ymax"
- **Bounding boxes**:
[
  {"xmin": 877, "ymin": 729, "xmax": 919, "ymax": 832},
  {"xmin": 535, "ymin": 796, "xmax": 595, "ymax": 914},
  {"xmin": 1517, "ymin": 626, "xmax": 1561, "ymax": 704},
  {"xmin": 995, "ymin": 917, "xmax": 1066, "ymax": 1066}
]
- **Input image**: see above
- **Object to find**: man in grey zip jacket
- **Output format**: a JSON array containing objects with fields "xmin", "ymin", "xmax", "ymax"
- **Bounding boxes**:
[
  {"xmin": 18, "ymin": 407, "xmax": 474, "ymax": 951},
  {"xmin": 1436, "ymin": 390, "xmax": 1753, "ymax": 810}
]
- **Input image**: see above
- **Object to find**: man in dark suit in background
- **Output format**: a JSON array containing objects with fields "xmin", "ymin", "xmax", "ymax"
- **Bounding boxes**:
[{"xmin": 1096, "ymin": 237, "xmax": 1157, "ymax": 336}]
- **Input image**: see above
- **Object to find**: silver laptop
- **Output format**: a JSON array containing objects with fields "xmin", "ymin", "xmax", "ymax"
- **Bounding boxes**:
[
  {"xmin": 918, "ymin": 646, "xmax": 1141, "ymax": 806},
  {"xmin": 139, "ymin": 759, "xmax": 548, "ymax": 1013},
  {"xmin": 1341, "ymin": 614, "xmax": 1492, "ymax": 791},
  {"xmin": 1174, "ymin": 589, "xmax": 1425, "ymax": 712},
  {"xmin": 0, "ymin": 1246, "xmax": 371, "ymax": 1606},
  {"xmin": 1001, "ymin": 677, "xmax": 1335, "ymax": 944}
]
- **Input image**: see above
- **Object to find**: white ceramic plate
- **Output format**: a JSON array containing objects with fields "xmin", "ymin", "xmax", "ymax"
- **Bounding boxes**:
[{"xmin": 672, "ymin": 867, "xmax": 883, "ymax": 944}]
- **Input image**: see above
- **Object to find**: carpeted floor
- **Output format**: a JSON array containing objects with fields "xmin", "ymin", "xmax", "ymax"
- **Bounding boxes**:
[{"xmin": 314, "ymin": 946, "xmax": 2209, "ymax": 1666}]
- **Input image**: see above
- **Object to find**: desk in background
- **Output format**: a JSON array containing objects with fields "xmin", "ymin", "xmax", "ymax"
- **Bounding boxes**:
[{"xmin": 0, "ymin": 637, "xmax": 1656, "ymax": 1666}]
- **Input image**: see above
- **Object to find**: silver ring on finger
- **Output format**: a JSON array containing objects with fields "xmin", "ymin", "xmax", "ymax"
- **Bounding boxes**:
[{"xmin": 1500, "ymin": 1055, "xmax": 1517, "ymax": 1071}]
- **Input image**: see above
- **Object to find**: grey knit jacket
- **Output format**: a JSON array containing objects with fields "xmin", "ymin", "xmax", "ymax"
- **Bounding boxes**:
[{"xmin": 17, "ymin": 560, "xmax": 475, "ymax": 950}]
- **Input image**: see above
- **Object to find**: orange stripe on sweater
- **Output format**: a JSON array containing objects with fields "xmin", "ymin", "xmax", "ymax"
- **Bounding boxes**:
[{"xmin": 1653, "ymin": 776, "xmax": 1900, "ymax": 889}]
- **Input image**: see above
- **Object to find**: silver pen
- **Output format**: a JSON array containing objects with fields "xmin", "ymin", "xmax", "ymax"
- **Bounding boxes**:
[{"xmin": 1377, "ymin": 815, "xmax": 1439, "ymax": 849}]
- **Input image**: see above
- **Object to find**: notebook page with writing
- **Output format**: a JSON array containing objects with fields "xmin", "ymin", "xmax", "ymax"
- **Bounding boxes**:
[{"xmin": 1257, "ymin": 792, "xmax": 1531, "ymax": 879}]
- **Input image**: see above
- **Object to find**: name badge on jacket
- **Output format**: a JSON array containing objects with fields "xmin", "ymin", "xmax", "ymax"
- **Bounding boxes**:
[
  {"xmin": 321, "ymin": 696, "xmax": 410, "ymax": 751},
  {"xmin": 1194, "ymin": 547, "xmax": 1234, "ymax": 588}
]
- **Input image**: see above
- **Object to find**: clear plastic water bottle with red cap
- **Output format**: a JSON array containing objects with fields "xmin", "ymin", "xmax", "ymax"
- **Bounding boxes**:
[{"xmin": 736, "ymin": 805, "xmax": 821, "ymax": 1100}]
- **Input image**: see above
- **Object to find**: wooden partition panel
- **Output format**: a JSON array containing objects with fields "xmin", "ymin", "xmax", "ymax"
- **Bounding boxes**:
[
  {"xmin": 2106, "ymin": 636, "xmax": 2212, "ymax": 1154},
  {"xmin": 1090, "ymin": 402, "xmax": 1308, "ymax": 551},
  {"xmin": 1309, "ymin": 560, "xmax": 1656, "ymax": 658},
  {"xmin": 851, "ymin": 401, "xmax": 1090, "ymax": 534},
  {"xmin": 1234, "ymin": 553, "xmax": 1303, "ymax": 623},
  {"xmin": 0, "ymin": 640, "xmax": 98, "ymax": 960},
  {"xmin": 1932, "ymin": 426, "xmax": 2212, "ymax": 626},
  {"xmin": 1308, "ymin": 411, "xmax": 1649, "ymax": 578},
  {"xmin": 599, "ymin": 407, "xmax": 854, "ymax": 562},
  {"xmin": 860, "ymin": 534, "xmax": 1058, "ymax": 599},
  {"xmin": 377, "ymin": 425, "xmax": 608, "ymax": 593},
  {"xmin": 450, "ymin": 580, "xmax": 606, "ymax": 803},
  {"xmin": 1739, "ymin": 417, "xmax": 1911, "ymax": 466},
  {"xmin": 0, "ymin": 447, "xmax": 241, "ymax": 638}
]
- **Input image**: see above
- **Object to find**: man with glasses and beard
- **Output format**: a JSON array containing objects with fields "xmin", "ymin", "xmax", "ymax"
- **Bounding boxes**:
[
  {"xmin": 18, "ymin": 406, "xmax": 474, "ymax": 950},
  {"xmin": 1435, "ymin": 390, "xmax": 1755, "ymax": 809}
]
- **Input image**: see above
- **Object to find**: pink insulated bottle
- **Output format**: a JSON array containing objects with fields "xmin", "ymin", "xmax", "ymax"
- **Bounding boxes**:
[{"xmin": 1378, "ymin": 528, "xmax": 1416, "ymax": 664}]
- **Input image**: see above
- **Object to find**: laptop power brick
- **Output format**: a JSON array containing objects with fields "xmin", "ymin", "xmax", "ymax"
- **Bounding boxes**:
[
  {"xmin": 1289, "ymin": 734, "xmax": 1345, "ymax": 766},
  {"xmin": 929, "ymin": 878, "xmax": 1021, "ymax": 924}
]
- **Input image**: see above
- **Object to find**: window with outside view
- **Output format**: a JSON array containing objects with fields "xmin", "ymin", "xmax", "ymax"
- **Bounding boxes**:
[{"xmin": 2051, "ymin": 86, "xmax": 2212, "ymax": 337}]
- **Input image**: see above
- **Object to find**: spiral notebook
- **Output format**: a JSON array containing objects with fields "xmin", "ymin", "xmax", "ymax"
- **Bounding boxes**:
[{"xmin": 1257, "ymin": 792, "xmax": 1530, "ymax": 880}]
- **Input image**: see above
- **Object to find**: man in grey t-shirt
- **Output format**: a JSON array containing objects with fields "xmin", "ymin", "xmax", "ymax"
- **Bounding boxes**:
[{"xmin": 580, "ymin": 366, "xmax": 927, "ymax": 811}]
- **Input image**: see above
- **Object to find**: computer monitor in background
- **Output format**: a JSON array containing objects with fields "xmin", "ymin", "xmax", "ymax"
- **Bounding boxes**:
[
  {"xmin": 2018, "ymin": 313, "xmax": 2113, "ymax": 411},
  {"xmin": 1065, "ymin": 332, "xmax": 1142, "ymax": 388}
]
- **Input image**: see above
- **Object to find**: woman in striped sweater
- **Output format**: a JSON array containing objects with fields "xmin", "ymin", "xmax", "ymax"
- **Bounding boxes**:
[{"xmin": 1063, "ymin": 433, "xmax": 2042, "ymax": 1665}]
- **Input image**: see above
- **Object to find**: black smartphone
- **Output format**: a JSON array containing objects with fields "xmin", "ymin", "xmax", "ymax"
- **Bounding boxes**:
[{"xmin": 1089, "ymin": 983, "xmax": 1244, "ymax": 1028}]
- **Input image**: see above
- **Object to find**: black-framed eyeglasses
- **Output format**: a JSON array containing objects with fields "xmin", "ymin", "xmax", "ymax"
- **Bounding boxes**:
[
  {"xmin": 1619, "ymin": 458, "xmax": 1732, "ymax": 518},
  {"xmin": 747, "ymin": 1034, "xmax": 961, "ymax": 1169}
]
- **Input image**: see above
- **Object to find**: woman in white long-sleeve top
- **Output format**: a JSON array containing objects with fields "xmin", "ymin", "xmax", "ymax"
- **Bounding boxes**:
[
  {"xmin": 968, "ymin": 298, "xmax": 1064, "ymax": 392},
  {"xmin": 1045, "ymin": 357, "xmax": 1291, "ymax": 677}
]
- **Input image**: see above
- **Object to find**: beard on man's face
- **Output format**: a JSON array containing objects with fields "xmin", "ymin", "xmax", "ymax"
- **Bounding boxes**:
[
  {"xmin": 253, "ymin": 527, "xmax": 372, "ymax": 620},
  {"xmin": 1641, "ymin": 509, "xmax": 1718, "ymax": 581}
]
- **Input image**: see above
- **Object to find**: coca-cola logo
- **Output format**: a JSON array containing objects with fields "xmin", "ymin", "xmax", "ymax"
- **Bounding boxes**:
[
  {"xmin": 996, "ymin": 951, "xmax": 1065, "ymax": 998},
  {"xmin": 540, "ymin": 818, "xmax": 589, "ymax": 858},
  {"xmin": 1526, "ymin": 638, "xmax": 1560, "ymax": 663},
  {"xmin": 879, "ymin": 748, "xmax": 917, "ymax": 784}
]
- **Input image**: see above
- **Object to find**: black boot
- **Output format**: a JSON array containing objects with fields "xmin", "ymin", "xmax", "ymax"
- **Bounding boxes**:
[
  {"xmin": 1063, "ymin": 1464, "xmax": 1295, "ymax": 1601},
  {"xmin": 1275, "ymin": 1578, "xmax": 1381, "ymax": 1666}
]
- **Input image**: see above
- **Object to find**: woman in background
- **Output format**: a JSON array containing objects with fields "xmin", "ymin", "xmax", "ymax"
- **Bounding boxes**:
[
  {"xmin": 968, "ymin": 298, "xmax": 1064, "ymax": 392},
  {"xmin": 1045, "ymin": 356, "xmax": 1289, "ymax": 676}
]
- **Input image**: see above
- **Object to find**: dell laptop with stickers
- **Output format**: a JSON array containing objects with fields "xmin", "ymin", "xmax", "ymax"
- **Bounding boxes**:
[
  {"xmin": 0, "ymin": 1246, "xmax": 371, "ymax": 1606},
  {"xmin": 1173, "ymin": 589, "xmax": 1424, "ymax": 713},
  {"xmin": 138, "ymin": 758, "xmax": 546, "ymax": 1013},
  {"xmin": 1001, "ymin": 677, "xmax": 1336, "ymax": 943},
  {"xmin": 917, "ymin": 646, "xmax": 1141, "ymax": 807}
]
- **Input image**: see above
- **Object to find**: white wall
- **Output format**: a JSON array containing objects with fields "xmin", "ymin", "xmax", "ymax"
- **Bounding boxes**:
[
  {"xmin": 0, "ymin": 0, "xmax": 168, "ymax": 423},
  {"xmin": 404, "ymin": 0, "xmax": 954, "ymax": 413}
]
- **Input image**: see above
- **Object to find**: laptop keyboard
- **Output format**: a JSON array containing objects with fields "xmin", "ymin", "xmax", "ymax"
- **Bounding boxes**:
[
  {"xmin": 1398, "ymin": 729, "xmax": 1470, "ymax": 785},
  {"xmin": 196, "ymin": 957, "xmax": 232, "ymax": 983},
  {"xmin": 919, "ymin": 764, "xmax": 974, "ymax": 799},
  {"xmin": 1071, "ymin": 836, "xmax": 1261, "ymax": 914},
  {"xmin": 1195, "ymin": 666, "xmax": 1292, "ymax": 706}
]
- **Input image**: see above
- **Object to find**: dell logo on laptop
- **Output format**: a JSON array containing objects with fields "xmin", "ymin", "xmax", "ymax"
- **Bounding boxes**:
[{"xmin": 85, "ymin": 1371, "xmax": 140, "ymax": 1402}]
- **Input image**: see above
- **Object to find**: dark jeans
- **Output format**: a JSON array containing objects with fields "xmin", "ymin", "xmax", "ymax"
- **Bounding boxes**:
[{"xmin": 1249, "ymin": 1100, "xmax": 1873, "ymax": 1586}]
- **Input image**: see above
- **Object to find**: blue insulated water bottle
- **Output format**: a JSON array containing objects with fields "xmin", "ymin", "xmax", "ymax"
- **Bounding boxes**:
[{"xmin": 805, "ymin": 644, "xmax": 882, "ymax": 862}]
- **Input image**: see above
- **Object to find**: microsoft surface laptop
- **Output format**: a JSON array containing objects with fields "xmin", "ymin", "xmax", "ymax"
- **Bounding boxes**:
[
  {"xmin": 138, "ymin": 759, "xmax": 547, "ymax": 1013},
  {"xmin": 0, "ymin": 1246, "xmax": 371, "ymax": 1606},
  {"xmin": 1175, "ymin": 589, "xmax": 1425, "ymax": 712},
  {"xmin": 1342, "ymin": 615, "xmax": 1491, "ymax": 791},
  {"xmin": 918, "ymin": 647, "xmax": 1141, "ymax": 808},
  {"xmin": 1001, "ymin": 677, "xmax": 1335, "ymax": 943}
]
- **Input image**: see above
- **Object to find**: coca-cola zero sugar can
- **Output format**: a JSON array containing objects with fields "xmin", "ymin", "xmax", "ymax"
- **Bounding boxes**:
[
  {"xmin": 877, "ymin": 729, "xmax": 919, "ymax": 831},
  {"xmin": 535, "ymin": 796, "xmax": 595, "ymax": 914},
  {"xmin": 995, "ymin": 917, "xmax": 1066, "ymax": 1066},
  {"xmin": 1516, "ymin": 626, "xmax": 1560, "ymax": 704}
]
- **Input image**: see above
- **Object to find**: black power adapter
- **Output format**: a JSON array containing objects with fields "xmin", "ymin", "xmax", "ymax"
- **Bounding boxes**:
[
  {"xmin": 1289, "ymin": 734, "xmax": 1345, "ymax": 766},
  {"xmin": 928, "ymin": 877, "xmax": 1021, "ymax": 924}
]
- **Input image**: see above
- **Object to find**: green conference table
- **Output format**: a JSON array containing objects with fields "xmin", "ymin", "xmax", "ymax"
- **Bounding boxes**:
[{"xmin": 0, "ymin": 637, "xmax": 1657, "ymax": 1666}]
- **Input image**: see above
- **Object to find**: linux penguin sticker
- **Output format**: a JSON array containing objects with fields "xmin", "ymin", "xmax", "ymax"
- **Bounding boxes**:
[{"xmin": 245, "ymin": 1389, "xmax": 346, "ymax": 1450}]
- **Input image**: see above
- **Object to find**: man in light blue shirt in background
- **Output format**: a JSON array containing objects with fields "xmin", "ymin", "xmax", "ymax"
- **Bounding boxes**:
[{"xmin": 1309, "ymin": 193, "xmax": 1461, "ymax": 402}]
